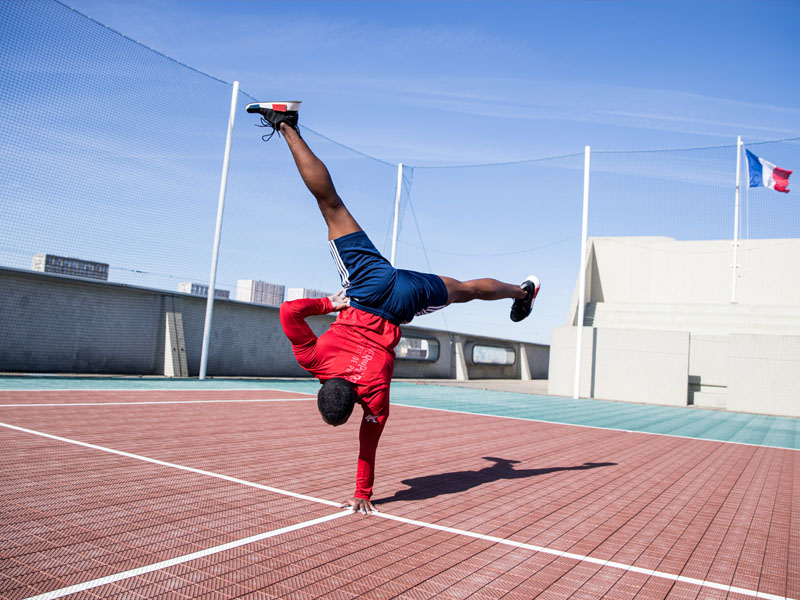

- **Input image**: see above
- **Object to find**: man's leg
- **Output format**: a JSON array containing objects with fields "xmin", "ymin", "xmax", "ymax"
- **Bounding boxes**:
[
  {"xmin": 440, "ymin": 275, "xmax": 540, "ymax": 322},
  {"xmin": 280, "ymin": 123, "xmax": 362, "ymax": 241},
  {"xmin": 439, "ymin": 276, "xmax": 525, "ymax": 303}
]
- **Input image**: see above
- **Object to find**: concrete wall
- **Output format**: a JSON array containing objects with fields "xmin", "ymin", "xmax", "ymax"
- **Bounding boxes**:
[
  {"xmin": 728, "ymin": 335, "xmax": 800, "ymax": 417},
  {"xmin": 687, "ymin": 335, "xmax": 729, "ymax": 408},
  {"xmin": 582, "ymin": 303, "xmax": 800, "ymax": 410},
  {"xmin": 548, "ymin": 326, "xmax": 690, "ymax": 406},
  {"xmin": 0, "ymin": 267, "xmax": 548, "ymax": 380},
  {"xmin": 574, "ymin": 237, "xmax": 800, "ymax": 309},
  {"xmin": 547, "ymin": 327, "xmax": 593, "ymax": 398},
  {"xmin": 550, "ymin": 326, "xmax": 800, "ymax": 416},
  {"xmin": 554, "ymin": 236, "xmax": 800, "ymax": 416},
  {"xmin": 1, "ymin": 268, "xmax": 169, "ymax": 375}
]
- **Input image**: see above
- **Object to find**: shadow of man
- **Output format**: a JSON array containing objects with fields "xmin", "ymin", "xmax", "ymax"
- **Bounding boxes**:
[{"xmin": 376, "ymin": 457, "xmax": 617, "ymax": 504}]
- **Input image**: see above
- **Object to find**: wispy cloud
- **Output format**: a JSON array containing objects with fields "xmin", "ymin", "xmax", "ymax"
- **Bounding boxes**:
[
  {"xmin": 59, "ymin": 0, "xmax": 800, "ymax": 158},
  {"xmin": 295, "ymin": 74, "xmax": 800, "ymax": 139}
]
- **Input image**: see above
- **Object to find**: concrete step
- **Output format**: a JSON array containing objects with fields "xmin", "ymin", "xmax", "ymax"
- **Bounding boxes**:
[{"xmin": 584, "ymin": 302, "xmax": 800, "ymax": 335}]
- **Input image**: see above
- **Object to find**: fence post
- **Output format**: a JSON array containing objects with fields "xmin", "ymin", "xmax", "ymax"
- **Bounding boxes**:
[
  {"xmin": 199, "ymin": 80, "xmax": 239, "ymax": 380},
  {"xmin": 573, "ymin": 145, "xmax": 591, "ymax": 399},
  {"xmin": 390, "ymin": 163, "xmax": 403, "ymax": 267}
]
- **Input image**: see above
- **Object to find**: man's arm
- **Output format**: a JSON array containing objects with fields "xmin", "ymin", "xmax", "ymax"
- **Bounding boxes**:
[
  {"xmin": 356, "ymin": 413, "xmax": 386, "ymax": 498},
  {"xmin": 342, "ymin": 396, "xmax": 388, "ymax": 515},
  {"xmin": 279, "ymin": 297, "xmax": 331, "ymax": 347},
  {"xmin": 279, "ymin": 291, "xmax": 349, "ymax": 347}
]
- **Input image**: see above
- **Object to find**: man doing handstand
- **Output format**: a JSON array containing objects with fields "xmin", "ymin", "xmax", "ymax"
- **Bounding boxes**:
[{"xmin": 246, "ymin": 101, "xmax": 540, "ymax": 514}]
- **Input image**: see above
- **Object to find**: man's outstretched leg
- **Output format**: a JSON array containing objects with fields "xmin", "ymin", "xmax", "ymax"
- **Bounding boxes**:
[
  {"xmin": 246, "ymin": 101, "xmax": 360, "ymax": 241},
  {"xmin": 440, "ymin": 275, "xmax": 541, "ymax": 322}
]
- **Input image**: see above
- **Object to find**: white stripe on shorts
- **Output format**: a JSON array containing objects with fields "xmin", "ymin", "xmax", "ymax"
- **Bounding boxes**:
[
  {"xmin": 415, "ymin": 303, "xmax": 446, "ymax": 317},
  {"xmin": 328, "ymin": 239, "xmax": 351, "ymax": 288}
]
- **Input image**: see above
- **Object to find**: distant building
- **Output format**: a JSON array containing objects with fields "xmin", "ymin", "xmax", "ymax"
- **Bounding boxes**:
[
  {"xmin": 236, "ymin": 280, "xmax": 285, "ymax": 306},
  {"xmin": 32, "ymin": 253, "xmax": 109, "ymax": 281},
  {"xmin": 178, "ymin": 282, "xmax": 230, "ymax": 299},
  {"xmin": 287, "ymin": 287, "xmax": 331, "ymax": 301}
]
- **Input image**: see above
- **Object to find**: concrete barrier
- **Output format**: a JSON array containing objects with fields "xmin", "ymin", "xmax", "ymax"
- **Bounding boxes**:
[
  {"xmin": 728, "ymin": 335, "xmax": 800, "ymax": 417},
  {"xmin": 548, "ymin": 326, "xmax": 690, "ymax": 407},
  {"xmin": 0, "ymin": 267, "xmax": 548, "ymax": 380},
  {"xmin": 553, "ymin": 236, "xmax": 800, "ymax": 416}
]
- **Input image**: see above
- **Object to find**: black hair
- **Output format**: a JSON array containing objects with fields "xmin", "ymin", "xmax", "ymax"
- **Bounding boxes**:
[{"xmin": 317, "ymin": 377, "xmax": 357, "ymax": 426}]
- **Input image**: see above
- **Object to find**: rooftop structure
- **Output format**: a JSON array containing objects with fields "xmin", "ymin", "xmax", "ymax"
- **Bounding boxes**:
[
  {"xmin": 236, "ymin": 280, "xmax": 284, "ymax": 306},
  {"xmin": 178, "ymin": 282, "xmax": 230, "ymax": 299},
  {"xmin": 32, "ymin": 253, "xmax": 109, "ymax": 281},
  {"xmin": 286, "ymin": 287, "xmax": 331, "ymax": 301}
]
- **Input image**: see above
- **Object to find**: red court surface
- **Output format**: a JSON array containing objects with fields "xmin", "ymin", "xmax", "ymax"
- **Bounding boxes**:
[{"xmin": 0, "ymin": 389, "xmax": 797, "ymax": 599}]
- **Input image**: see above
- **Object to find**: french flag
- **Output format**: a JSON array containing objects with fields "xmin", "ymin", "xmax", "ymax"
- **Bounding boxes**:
[{"xmin": 745, "ymin": 149, "xmax": 792, "ymax": 193}]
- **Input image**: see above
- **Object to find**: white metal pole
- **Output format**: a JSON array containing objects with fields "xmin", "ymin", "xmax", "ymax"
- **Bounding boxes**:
[
  {"xmin": 390, "ymin": 163, "xmax": 403, "ymax": 267},
  {"xmin": 573, "ymin": 146, "xmax": 591, "ymax": 399},
  {"xmin": 731, "ymin": 136, "xmax": 742, "ymax": 304},
  {"xmin": 199, "ymin": 80, "xmax": 239, "ymax": 380}
]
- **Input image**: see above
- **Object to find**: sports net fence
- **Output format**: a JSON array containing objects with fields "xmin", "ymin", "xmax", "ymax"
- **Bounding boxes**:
[{"xmin": 1, "ymin": 0, "xmax": 798, "ymax": 381}]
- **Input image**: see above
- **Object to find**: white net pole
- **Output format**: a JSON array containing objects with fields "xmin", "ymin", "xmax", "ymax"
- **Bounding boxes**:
[
  {"xmin": 199, "ymin": 80, "xmax": 239, "ymax": 380},
  {"xmin": 573, "ymin": 146, "xmax": 591, "ymax": 399},
  {"xmin": 390, "ymin": 163, "xmax": 403, "ymax": 267}
]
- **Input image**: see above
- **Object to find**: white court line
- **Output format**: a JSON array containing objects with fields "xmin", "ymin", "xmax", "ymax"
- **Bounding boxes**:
[
  {"xmin": 2, "ymin": 421, "xmax": 793, "ymax": 600},
  {"xmin": 375, "ymin": 512, "xmax": 793, "ymax": 600},
  {"xmin": 0, "ymin": 421, "xmax": 340, "ymax": 508},
  {"xmin": 0, "ymin": 386, "xmax": 317, "ymax": 394},
  {"xmin": 22, "ymin": 510, "xmax": 351, "ymax": 600},
  {"xmin": 392, "ymin": 401, "xmax": 800, "ymax": 452},
  {"xmin": 0, "ymin": 397, "xmax": 314, "ymax": 407}
]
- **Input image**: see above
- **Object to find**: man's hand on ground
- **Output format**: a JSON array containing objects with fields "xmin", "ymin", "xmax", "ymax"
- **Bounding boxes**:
[
  {"xmin": 328, "ymin": 290, "xmax": 350, "ymax": 312},
  {"xmin": 341, "ymin": 497, "xmax": 377, "ymax": 515}
]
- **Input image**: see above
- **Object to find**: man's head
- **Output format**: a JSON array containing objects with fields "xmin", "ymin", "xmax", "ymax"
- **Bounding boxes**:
[{"xmin": 317, "ymin": 377, "xmax": 358, "ymax": 426}]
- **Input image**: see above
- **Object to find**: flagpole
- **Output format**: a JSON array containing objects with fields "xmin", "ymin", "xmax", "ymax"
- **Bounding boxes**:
[{"xmin": 731, "ymin": 135, "xmax": 742, "ymax": 304}]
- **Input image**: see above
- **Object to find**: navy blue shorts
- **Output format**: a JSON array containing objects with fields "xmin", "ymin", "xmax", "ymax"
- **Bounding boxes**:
[{"xmin": 328, "ymin": 231, "xmax": 448, "ymax": 325}]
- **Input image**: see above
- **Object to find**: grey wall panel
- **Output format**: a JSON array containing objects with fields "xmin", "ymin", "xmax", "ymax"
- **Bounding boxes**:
[{"xmin": 0, "ymin": 267, "xmax": 549, "ymax": 381}]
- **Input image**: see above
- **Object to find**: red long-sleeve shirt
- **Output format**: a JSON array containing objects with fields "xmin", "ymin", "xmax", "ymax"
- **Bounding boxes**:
[{"xmin": 279, "ymin": 297, "xmax": 401, "ymax": 499}]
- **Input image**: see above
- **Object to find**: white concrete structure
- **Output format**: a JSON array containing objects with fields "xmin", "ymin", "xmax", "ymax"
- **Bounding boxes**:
[
  {"xmin": 550, "ymin": 237, "xmax": 800, "ymax": 417},
  {"xmin": 549, "ymin": 327, "xmax": 690, "ymax": 406},
  {"xmin": 236, "ymin": 280, "xmax": 285, "ymax": 306},
  {"xmin": 567, "ymin": 237, "xmax": 800, "ymax": 315}
]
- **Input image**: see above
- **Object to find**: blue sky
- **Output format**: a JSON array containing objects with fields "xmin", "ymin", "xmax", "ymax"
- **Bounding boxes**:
[
  {"xmin": 64, "ymin": 0, "xmax": 800, "ymax": 162},
  {"xmin": 2, "ymin": 0, "xmax": 799, "ymax": 345}
]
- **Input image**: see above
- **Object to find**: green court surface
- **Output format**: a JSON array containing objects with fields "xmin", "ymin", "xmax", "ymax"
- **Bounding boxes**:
[
  {"xmin": 0, "ymin": 375, "xmax": 323, "ymax": 394},
  {"xmin": 1, "ymin": 376, "xmax": 797, "ymax": 450}
]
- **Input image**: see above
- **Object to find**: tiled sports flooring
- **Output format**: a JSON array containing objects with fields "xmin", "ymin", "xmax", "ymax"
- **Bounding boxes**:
[{"xmin": 0, "ymin": 382, "xmax": 797, "ymax": 599}]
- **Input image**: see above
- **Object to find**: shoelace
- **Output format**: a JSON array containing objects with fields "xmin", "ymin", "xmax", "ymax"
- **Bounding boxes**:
[{"xmin": 256, "ymin": 116, "xmax": 280, "ymax": 141}]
